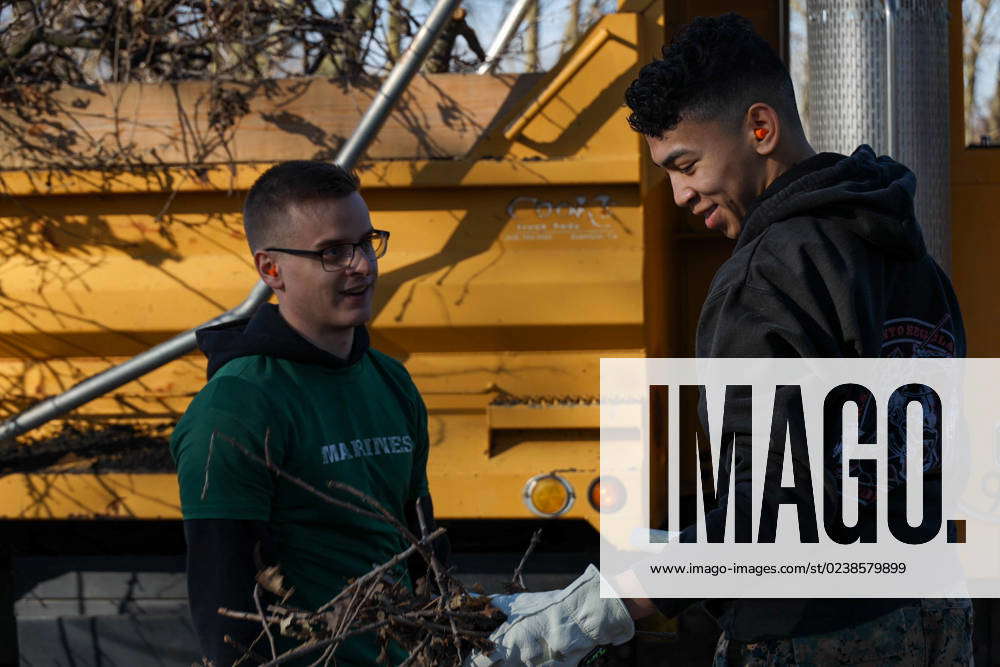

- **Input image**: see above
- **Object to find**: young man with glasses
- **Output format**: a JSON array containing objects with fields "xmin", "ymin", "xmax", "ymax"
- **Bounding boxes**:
[{"xmin": 171, "ymin": 161, "xmax": 446, "ymax": 666}]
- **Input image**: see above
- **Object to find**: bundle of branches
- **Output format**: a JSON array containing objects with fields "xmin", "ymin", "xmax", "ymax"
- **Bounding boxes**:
[
  {"xmin": 0, "ymin": 0, "xmax": 396, "ymax": 87},
  {"xmin": 0, "ymin": 421, "xmax": 174, "ymax": 474},
  {"xmin": 220, "ymin": 554, "xmax": 505, "ymax": 666},
  {"xmin": 214, "ymin": 431, "xmax": 536, "ymax": 666},
  {"xmin": 0, "ymin": 0, "xmax": 416, "ymax": 172}
]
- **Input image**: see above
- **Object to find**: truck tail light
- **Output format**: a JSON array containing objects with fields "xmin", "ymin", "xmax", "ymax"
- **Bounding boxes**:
[
  {"xmin": 588, "ymin": 476, "xmax": 625, "ymax": 513},
  {"xmin": 523, "ymin": 473, "xmax": 575, "ymax": 517}
]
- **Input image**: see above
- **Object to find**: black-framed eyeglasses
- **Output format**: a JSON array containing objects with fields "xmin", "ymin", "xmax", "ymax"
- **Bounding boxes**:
[{"xmin": 266, "ymin": 229, "xmax": 390, "ymax": 271}]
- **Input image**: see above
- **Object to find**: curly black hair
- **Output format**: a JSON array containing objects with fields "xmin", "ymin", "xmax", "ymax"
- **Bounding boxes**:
[{"xmin": 625, "ymin": 13, "xmax": 798, "ymax": 137}]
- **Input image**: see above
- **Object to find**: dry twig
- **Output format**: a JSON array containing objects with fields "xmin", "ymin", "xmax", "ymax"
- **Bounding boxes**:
[
  {"xmin": 214, "ymin": 429, "xmax": 508, "ymax": 666},
  {"xmin": 508, "ymin": 527, "xmax": 543, "ymax": 593}
]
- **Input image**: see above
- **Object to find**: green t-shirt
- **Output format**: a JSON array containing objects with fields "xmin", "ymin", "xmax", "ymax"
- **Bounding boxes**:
[{"xmin": 171, "ymin": 349, "xmax": 429, "ymax": 665}]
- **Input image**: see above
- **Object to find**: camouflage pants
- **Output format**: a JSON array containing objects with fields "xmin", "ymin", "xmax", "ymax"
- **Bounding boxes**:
[{"xmin": 712, "ymin": 598, "xmax": 973, "ymax": 666}]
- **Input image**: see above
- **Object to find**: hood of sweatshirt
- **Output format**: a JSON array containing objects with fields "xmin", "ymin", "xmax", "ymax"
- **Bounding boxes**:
[
  {"xmin": 736, "ymin": 145, "xmax": 927, "ymax": 261},
  {"xmin": 195, "ymin": 303, "xmax": 369, "ymax": 379}
]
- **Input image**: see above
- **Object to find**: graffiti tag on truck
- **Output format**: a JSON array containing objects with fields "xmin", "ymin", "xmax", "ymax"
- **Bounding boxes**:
[{"xmin": 502, "ymin": 194, "xmax": 619, "ymax": 242}]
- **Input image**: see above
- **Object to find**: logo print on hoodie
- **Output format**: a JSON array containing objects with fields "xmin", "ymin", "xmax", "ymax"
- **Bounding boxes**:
[
  {"xmin": 321, "ymin": 435, "xmax": 414, "ymax": 464},
  {"xmin": 881, "ymin": 315, "xmax": 956, "ymax": 358}
]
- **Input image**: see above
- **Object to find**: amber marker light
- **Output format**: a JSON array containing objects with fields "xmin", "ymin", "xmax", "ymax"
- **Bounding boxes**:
[
  {"xmin": 588, "ymin": 476, "xmax": 626, "ymax": 513},
  {"xmin": 523, "ymin": 473, "xmax": 575, "ymax": 517}
]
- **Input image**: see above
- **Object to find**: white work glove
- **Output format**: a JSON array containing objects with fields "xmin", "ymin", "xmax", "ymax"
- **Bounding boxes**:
[{"xmin": 465, "ymin": 565, "xmax": 634, "ymax": 666}]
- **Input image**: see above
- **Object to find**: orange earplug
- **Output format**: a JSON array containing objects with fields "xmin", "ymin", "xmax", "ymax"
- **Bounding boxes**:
[
  {"xmin": 754, "ymin": 128, "xmax": 769, "ymax": 141},
  {"xmin": 267, "ymin": 266, "xmax": 278, "ymax": 277}
]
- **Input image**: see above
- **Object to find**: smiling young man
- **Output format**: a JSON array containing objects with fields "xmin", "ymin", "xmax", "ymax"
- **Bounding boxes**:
[
  {"xmin": 469, "ymin": 12, "xmax": 972, "ymax": 667},
  {"xmin": 171, "ymin": 161, "xmax": 446, "ymax": 666},
  {"xmin": 622, "ymin": 12, "xmax": 971, "ymax": 666}
]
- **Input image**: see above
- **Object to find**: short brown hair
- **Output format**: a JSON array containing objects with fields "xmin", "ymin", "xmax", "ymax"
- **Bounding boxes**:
[{"xmin": 243, "ymin": 160, "xmax": 360, "ymax": 250}]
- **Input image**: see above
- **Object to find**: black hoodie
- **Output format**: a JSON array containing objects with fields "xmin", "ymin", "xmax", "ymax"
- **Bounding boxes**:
[
  {"xmin": 653, "ymin": 146, "xmax": 966, "ymax": 640},
  {"xmin": 182, "ymin": 304, "xmax": 447, "ymax": 666},
  {"xmin": 700, "ymin": 145, "xmax": 962, "ymax": 361},
  {"xmin": 196, "ymin": 302, "xmax": 369, "ymax": 379}
]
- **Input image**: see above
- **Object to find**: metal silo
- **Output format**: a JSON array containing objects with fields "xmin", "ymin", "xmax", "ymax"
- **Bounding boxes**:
[{"xmin": 806, "ymin": 0, "xmax": 951, "ymax": 271}]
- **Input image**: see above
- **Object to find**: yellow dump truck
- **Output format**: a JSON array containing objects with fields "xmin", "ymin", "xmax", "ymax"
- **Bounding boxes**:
[
  {"xmin": 0, "ymin": 0, "xmax": 997, "ymax": 662},
  {"xmin": 0, "ymin": 4, "xmax": 682, "ymax": 528},
  {"xmin": 0, "ymin": 3, "xmax": 683, "ymax": 660}
]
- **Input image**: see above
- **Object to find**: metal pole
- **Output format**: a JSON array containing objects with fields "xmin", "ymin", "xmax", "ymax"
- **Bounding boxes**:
[
  {"xmin": 477, "ymin": 0, "xmax": 534, "ymax": 75},
  {"xmin": 0, "ymin": 0, "xmax": 463, "ymax": 444},
  {"xmin": 0, "ymin": 283, "xmax": 269, "ymax": 442},
  {"xmin": 338, "ymin": 0, "xmax": 463, "ymax": 166},
  {"xmin": 884, "ymin": 0, "xmax": 896, "ymax": 158}
]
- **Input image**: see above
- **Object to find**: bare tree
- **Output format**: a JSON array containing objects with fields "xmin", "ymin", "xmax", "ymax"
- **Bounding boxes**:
[
  {"xmin": 789, "ymin": 0, "xmax": 810, "ymax": 141},
  {"xmin": 0, "ymin": 0, "xmax": 428, "ymax": 173},
  {"xmin": 562, "ymin": 0, "xmax": 580, "ymax": 54},
  {"xmin": 327, "ymin": 0, "xmax": 379, "ymax": 78},
  {"xmin": 964, "ymin": 0, "xmax": 994, "ymax": 144},
  {"xmin": 525, "ymin": 0, "xmax": 539, "ymax": 72},
  {"xmin": 989, "ymin": 54, "xmax": 1000, "ymax": 140},
  {"xmin": 424, "ymin": 6, "xmax": 485, "ymax": 73},
  {"xmin": 583, "ymin": 0, "xmax": 604, "ymax": 29},
  {"xmin": 388, "ymin": 0, "xmax": 409, "ymax": 63}
]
